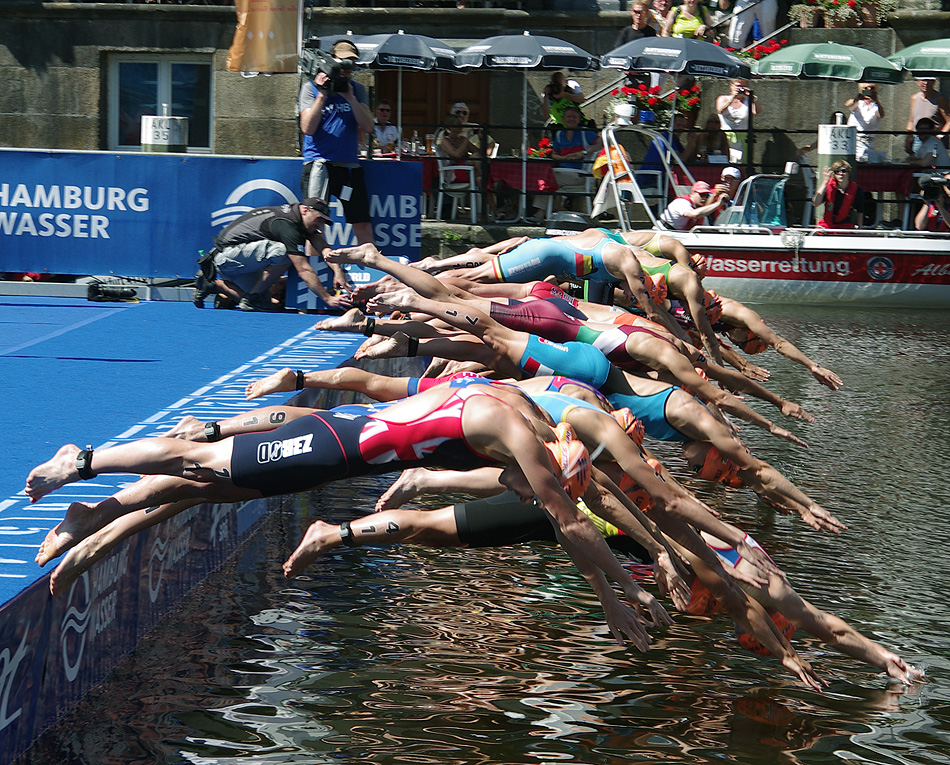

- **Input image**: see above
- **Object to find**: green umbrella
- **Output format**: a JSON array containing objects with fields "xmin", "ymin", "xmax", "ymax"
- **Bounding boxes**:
[
  {"xmin": 887, "ymin": 38, "xmax": 950, "ymax": 77},
  {"xmin": 754, "ymin": 42, "xmax": 902, "ymax": 84}
]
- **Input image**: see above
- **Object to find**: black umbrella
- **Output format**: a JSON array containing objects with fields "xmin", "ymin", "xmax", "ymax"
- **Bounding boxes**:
[
  {"xmin": 455, "ymin": 32, "xmax": 600, "ymax": 71},
  {"xmin": 456, "ymin": 32, "xmax": 600, "ymax": 218},
  {"xmin": 355, "ymin": 31, "xmax": 457, "ymax": 72},
  {"xmin": 601, "ymin": 37, "xmax": 751, "ymax": 80},
  {"xmin": 354, "ymin": 31, "xmax": 458, "ymax": 151},
  {"xmin": 602, "ymin": 37, "xmax": 752, "ymax": 173}
]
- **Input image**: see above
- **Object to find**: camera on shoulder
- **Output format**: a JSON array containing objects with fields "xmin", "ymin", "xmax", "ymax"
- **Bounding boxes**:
[{"xmin": 299, "ymin": 42, "xmax": 351, "ymax": 92}]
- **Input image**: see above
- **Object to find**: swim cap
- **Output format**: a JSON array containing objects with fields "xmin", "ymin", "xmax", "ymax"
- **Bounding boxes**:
[
  {"xmin": 703, "ymin": 290, "xmax": 723, "ymax": 324},
  {"xmin": 643, "ymin": 271, "xmax": 668, "ymax": 304},
  {"xmin": 618, "ymin": 473, "xmax": 655, "ymax": 512},
  {"xmin": 609, "ymin": 407, "xmax": 645, "ymax": 446},
  {"xmin": 736, "ymin": 611, "xmax": 797, "ymax": 656},
  {"xmin": 542, "ymin": 423, "xmax": 591, "ymax": 500},
  {"xmin": 741, "ymin": 331, "xmax": 769, "ymax": 355},
  {"xmin": 685, "ymin": 577, "xmax": 721, "ymax": 616},
  {"xmin": 691, "ymin": 253, "xmax": 708, "ymax": 279},
  {"xmin": 696, "ymin": 445, "xmax": 743, "ymax": 487}
]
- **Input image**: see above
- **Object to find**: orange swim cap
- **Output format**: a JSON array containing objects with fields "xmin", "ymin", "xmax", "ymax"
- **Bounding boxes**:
[
  {"xmin": 728, "ymin": 326, "xmax": 769, "ymax": 354},
  {"xmin": 543, "ymin": 423, "xmax": 592, "ymax": 500},
  {"xmin": 618, "ymin": 472, "xmax": 655, "ymax": 511},
  {"xmin": 644, "ymin": 271, "xmax": 668, "ymax": 304},
  {"xmin": 686, "ymin": 577, "xmax": 721, "ymax": 616},
  {"xmin": 609, "ymin": 407, "xmax": 645, "ymax": 446},
  {"xmin": 742, "ymin": 332, "xmax": 769, "ymax": 355},
  {"xmin": 736, "ymin": 611, "xmax": 797, "ymax": 656},
  {"xmin": 703, "ymin": 290, "xmax": 723, "ymax": 324},
  {"xmin": 691, "ymin": 253, "xmax": 708, "ymax": 279},
  {"xmin": 686, "ymin": 443, "xmax": 744, "ymax": 488}
]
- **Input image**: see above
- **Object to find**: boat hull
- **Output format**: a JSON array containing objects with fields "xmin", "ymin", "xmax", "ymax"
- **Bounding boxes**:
[{"xmin": 665, "ymin": 229, "xmax": 950, "ymax": 307}]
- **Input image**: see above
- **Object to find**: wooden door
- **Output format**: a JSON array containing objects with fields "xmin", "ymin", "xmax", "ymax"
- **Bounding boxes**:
[{"xmin": 374, "ymin": 70, "xmax": 492, "ymax": 141}]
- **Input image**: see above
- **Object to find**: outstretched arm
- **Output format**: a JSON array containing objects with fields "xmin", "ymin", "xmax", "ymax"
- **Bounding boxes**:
[
  {"xmin": 645, "ymin": 345, "xmax": 809, "ymax": 447},
  {"xmin": 701, "ymin": 362, "xmax": 816, "ymax": 423},
  {"xmin": 717, "ymin": 341, "xmax": 771, "ymax": 382},
  {"xmin": 735, "ymin": 306, "xmax": 843, "ymax": 391}
]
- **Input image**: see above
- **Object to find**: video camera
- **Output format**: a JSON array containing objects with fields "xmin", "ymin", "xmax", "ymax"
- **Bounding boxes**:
[
  {"xmin": 920, "ymin": 174, "xmax": 950, "ymax": 202},
  {"xmin": 299, "ymin": 39, "xmax": 352, "ymax": 93}
]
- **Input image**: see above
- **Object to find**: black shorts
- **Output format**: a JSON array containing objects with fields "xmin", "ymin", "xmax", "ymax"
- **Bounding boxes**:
[
  {"xmin": 230, "ymin": 412, "xmax": 367, "ymax": 496},
  {"xmin": 454, "ymin": 491, "xmax": 651, "ymax": 562},
  {"xmin": 454, "ymin": 492, "xmax": 557, "ymax": 547},
  {"xmin": 301, "ymin": 161, "xmax": 371, "ymax": 224}
]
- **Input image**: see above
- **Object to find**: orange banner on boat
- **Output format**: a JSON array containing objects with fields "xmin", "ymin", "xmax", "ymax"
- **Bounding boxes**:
[{"xmin": 227, "ymin": 0, "xmax": 300, "ymax": 73}]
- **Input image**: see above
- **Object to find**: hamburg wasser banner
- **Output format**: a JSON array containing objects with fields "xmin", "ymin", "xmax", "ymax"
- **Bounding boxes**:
[
  {"xmin": 227, "ymin": 0, "xmax": 300, "ymax": 73},
  {"xmin": 0, "ymin": 148, "xmax": 422, "ymax": 278}
]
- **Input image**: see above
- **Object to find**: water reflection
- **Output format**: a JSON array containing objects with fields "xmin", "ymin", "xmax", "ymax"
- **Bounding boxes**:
[{"xmin": 25, "ymin": 307, "xmax": 950, "ymax": 765}]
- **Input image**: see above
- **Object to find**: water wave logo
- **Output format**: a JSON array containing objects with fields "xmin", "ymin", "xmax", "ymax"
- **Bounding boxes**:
[
  {"xmin": 147, "ymin": 532, "xmax": 171, "ymax": 603},
  {"xmin": 61, "ymin": 573, "xmax": 91, "ymax": 682},
  {"xmin": 210, "ymin": 179, "xmax": 300, "ymax": 229},
  {"xmin": 0, "ymin": 622, "xmax": 29, "ymax": 732}
]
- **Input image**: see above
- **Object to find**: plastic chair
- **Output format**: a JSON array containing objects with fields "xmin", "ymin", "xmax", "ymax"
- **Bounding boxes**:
[
  {"xmin": 436, "ymin": 163, "xmax": 479, "ymax": 224},
  {"xmin": 553, "ymin": 168, "xmax": 595, "ymax": 214}
]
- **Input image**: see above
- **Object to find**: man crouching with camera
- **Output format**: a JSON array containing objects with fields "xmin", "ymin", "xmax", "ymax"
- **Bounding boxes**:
[
  {"xmin": 915, "ymin": 172, "xmax": 950, "ymax": 232},
  {"xmin": 298, "ymin": 39, "xmax": 376, "ymax": 306}
]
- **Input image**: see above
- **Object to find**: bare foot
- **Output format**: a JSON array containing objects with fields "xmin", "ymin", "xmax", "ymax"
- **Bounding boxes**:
[
  {"xmin": 375, "ymin": 468, "xmax": 428, "ymax": 511},
  {"xmin": 366, "ymin": 276, "xmax": 403, "ymax": 299},
  {"xmin": 351, "ymin": 276, "xmax": 396, "ymax": 305},
  {"xmin": 26, "ymin": 444, "xmax": 83, "ymax": 503},
  {"xmin": 283, "ymin": 520, "xmax": 341, "ymax": 578},
  {"xmin": 164, "ymin": 415, "xmax": 206, "ymax": 441},
  {"xmin": 49, "ymin": 530, "xmax": 111, "ymax": 596},
  {"xmin": 366, "ymin": 287, "xmax": 417, "ymax": 316},
  {"xmin": 325, "ymin": 243, "xmax": 381, "ymax": 267},
  {"xmin": 411, "ymin": 257, "xmax": 441, "ymax": 272},
  {"xmin": 314, "ymin": 307, "xmax": 366, "ymax": 333},
  {"xmin": 246, "ymin": 367, "xmax": 296, "ymax": 401},
  {"xmin": 35, "ymin": 501, "xmax": 111, "ymax": 566},
  {"xmin": 354, "ymin": 332, "xmax": 410, "ymax": 361}
]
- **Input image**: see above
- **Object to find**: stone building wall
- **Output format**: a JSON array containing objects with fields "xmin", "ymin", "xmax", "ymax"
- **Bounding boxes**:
[{"xmin": 0, "ymin": 2, "xmax": 946, "ymax": 161}]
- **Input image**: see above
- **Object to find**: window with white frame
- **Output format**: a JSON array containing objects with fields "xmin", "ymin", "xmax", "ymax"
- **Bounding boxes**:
[{"xmin": 108, "ymin": 54, "xmax": 213, "ymax": 152}]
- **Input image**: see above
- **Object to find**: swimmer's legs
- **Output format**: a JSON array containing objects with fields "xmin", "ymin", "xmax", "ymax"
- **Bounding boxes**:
[
  {"xmin": 282, "ymin": 507, "xmax": 461, "ymax": 578},
  {"xmin": 37, "ymin": 474, "xmax": 255, "ymax": 566},
  {"xmin": 26, "ymin": 439, "xmax": 236, "ymax": 503},
  {"xmin": 48, "ymin": 497, "xmax": 205, "ymax": 596},
  {"xmin": 376, "ymin": 466, "xmax": 505, "ymax": 511}
]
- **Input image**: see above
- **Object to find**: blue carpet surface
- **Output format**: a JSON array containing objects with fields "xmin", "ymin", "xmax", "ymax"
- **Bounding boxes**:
[{"xmin": 0, "ymin": 296, "xmax": 363, "ymax": 603}]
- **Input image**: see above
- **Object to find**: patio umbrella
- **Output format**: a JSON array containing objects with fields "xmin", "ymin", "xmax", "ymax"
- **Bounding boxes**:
[
  {"xmin": 354, "ymin": 31, "xmax": 458, "ymax": 153},
  {"xmin": 753, "ymin": 42, "xmax": 902, "ymax": 83},
  {"xmin": 455, "ymin": 32, "xmax": 599, "ymax": 217},
  {"xmin": 886, "ymin": 38, "xmax": 950, "ymax": 77},
  {"xmin": 600, "ymin": 37, "xmax": 751, "ymax": 80},
  {"xmin": 600, "ymin": 37, "xmax": 750, "ymax": 174}
]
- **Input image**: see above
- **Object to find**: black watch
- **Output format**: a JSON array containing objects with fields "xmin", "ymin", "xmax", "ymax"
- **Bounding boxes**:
[{"xmin": 339, "ymin": 520, "xmax": 357, "ymax": 547}]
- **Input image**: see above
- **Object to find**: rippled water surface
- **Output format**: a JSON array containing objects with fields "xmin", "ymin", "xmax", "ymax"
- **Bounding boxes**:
[{"xmin": 24, "ymin": 305, "xmax": 950, "ymax": 765}]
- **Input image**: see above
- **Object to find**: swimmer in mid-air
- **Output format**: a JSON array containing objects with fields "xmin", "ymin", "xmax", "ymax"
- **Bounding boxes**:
[{"xmin": 28, "ymin": 385, "xmax": 676, "ymax": 649}]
